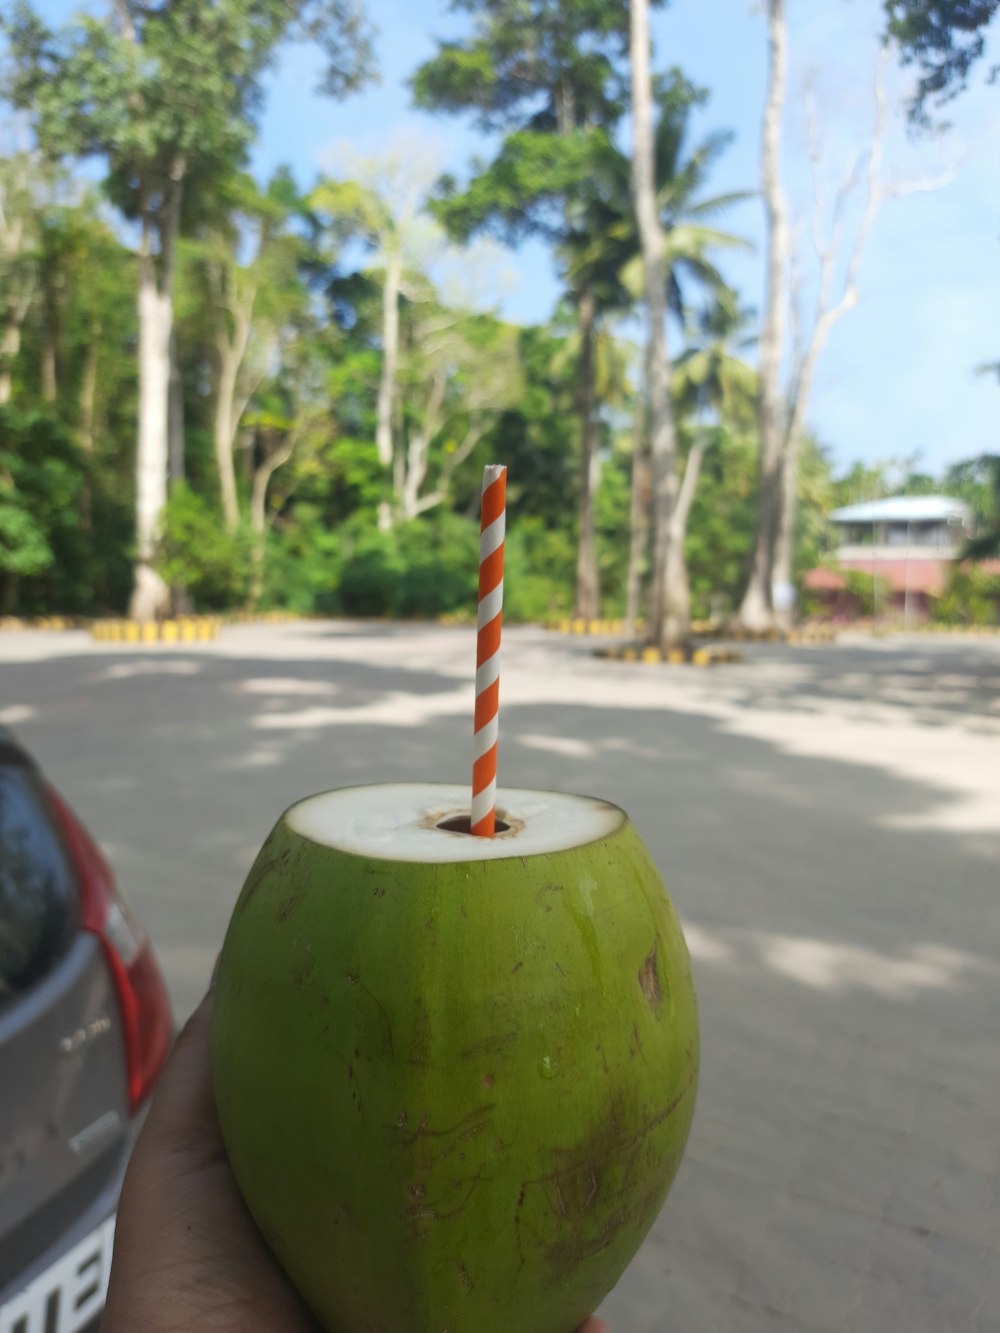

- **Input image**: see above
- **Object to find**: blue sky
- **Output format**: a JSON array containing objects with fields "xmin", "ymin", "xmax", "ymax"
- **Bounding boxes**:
[{"xmin": 29, "ymin": 1, "xmax": 1000, "ymax": 475}]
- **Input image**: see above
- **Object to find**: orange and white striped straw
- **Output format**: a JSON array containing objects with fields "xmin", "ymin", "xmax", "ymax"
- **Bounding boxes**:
[{"xmin": 471, "ymin": 464, "xmax": 507, "ymax": 837}]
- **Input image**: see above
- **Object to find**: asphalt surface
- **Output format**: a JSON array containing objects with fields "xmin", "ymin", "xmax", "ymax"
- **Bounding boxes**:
[{"xmin": 2, "ymin": 622, "xmax": 999, "ymax": 1332}]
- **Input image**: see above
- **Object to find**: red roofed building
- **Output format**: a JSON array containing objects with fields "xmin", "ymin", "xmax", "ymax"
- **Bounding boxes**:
[{"xmin": 804, "ymin": 496, "xmax": 1000, "ymax": 621}]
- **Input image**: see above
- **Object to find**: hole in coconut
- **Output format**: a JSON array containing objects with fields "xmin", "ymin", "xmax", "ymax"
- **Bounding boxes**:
[{"xmin": 436, "ymin": 813, "xmax": 512, "ymax": 835}]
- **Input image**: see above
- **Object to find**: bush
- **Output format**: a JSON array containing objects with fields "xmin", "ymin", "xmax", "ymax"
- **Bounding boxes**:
[
  {"xmin": 261, "ymin": 508, "xmax": 575, "ymax": 622},
  {"xmin": 338, "ymin": 527, "xmax": 407, "ymax": 617},
  {"xmin": 261, "ymin": 507, "xmax": 345, "ymax": 614},
  {"xmin": 842, "ymin": 570, "xmax": 891, "ymax": 617},
  {"xmin": 931, "ymin": 566, "xmax": 1000, "ymax": 626},
  {"xmin": 396, "ymin": 513, "xmax": 480, "ymax": 618},
  {"xmin": 504, "ymin": 516, "xmax": 574, "ymax": 621},
  {"xmin": 155, "ymin": 483, "xmax": 253, "ymax": 610}
]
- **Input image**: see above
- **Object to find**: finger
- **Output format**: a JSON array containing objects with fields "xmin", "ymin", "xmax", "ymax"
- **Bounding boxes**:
[
  {"xmin": 577, "ymin": 1320, "xmax": 610, "ymax": 1333},
  {"xmin": 138, "ymin": 991, "xmax": 220, "ymax": 1158}
]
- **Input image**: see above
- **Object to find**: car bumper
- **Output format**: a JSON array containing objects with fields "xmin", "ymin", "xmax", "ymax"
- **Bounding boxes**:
[{"xmin": 0, "ymin": 1135, "xmax": 131, "ymax": 1333}]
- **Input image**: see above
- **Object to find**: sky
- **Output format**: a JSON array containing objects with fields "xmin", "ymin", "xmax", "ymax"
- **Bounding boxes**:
[{"xmin": 24, "ymin": 0, "xmax": 1000, "ymax": 476}]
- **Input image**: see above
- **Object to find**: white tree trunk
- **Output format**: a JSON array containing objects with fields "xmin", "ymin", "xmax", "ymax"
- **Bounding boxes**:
[
  {"xmin": 214, "ymin": 350, "xmax": 241, "ymax": 530},
  {"xmin": 79, "ymin": 322, "xmax": 99, "ymax": 455},
  {"xmin": 0, "ymin": 320, "xmax": 22, "ymax": 404},
  {"xmin": 630, "ymin": 0, "xmax": 683, "ymax": 647},
  {"xmin": 625, "ymin": 396, "xmax": 650, "ymax": 637},
  {"xmin": 41, "ymin": 297, "xmax": 58, "ymax": 403},
  {"xmin": 250, "ymin": 437, "xmax": 296, "ymax": 603},
  {"xmin": 574, "ymin": 284, "xmax": 601, "ymax": 620},
  {"xmin": 131, "ymin": 255, "xmax": 172, "ymax": 620},
  {"xmin": 398, "ymin": 371, "xmax": 446, "ymax": 521},
  {"xmin": 168, "ymin": 327, "xmax": 185, "ymax": 486},
  {"xmin": 129, "ymin": 167, "xmax": 183, "ymax": 621},
  {"xmin": 78, "ymin": 321, "xmax": 99, "ymax": 531},
  {"xmin": 739, "ymin": 0, "xmax": 789, "ymax": 631},
  {"xmin": 376, "ymin": 247, "xmax": 401, "ymax": 530},
  {"xmin": 770, "ymin": 53, "xmax": 897, "ymax": 624},
  {"xmin": 666, "ymin": 434, "xmax": 708, "ymax": 634}
]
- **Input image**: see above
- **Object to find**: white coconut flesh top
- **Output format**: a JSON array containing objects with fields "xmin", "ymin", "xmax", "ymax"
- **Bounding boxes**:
[{"xmin": 286, "ymin": 784, "xmax": 626, "ymax": 863}]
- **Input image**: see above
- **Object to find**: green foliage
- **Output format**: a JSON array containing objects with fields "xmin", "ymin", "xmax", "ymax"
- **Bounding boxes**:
[
  {"xmin": 793, "ymin": 437, "xmax": 837, "ymax": 578},
  {"xmin": 931, "ymin": 566, "xmax": 1000, "ymax": 625},
  {"xmin": 951, "ymin": 454, "xmax": 1000, "ymax": 560},
  {"xmin": 5, "ymin": 4, "xmax": 993, "ymax": 634},
  {"xmin": 0, "ymin": 408, "xmax": 84, "ymax": 582},
  {"xmin": 685, "ymin": 430, "xmax": 758, "ymax": 619},
  {"xmin": 2, "ymin": 0, "xmax": 376, "ymax": 215},
  {"xmin": 504, "ymin": 517, "xmax": 576, "ymax": 621},
  {"xmin": 842, "ymin": 570, "xmax": 891, "ymax": 617},
  {"xmin": 155, "ymin": 484, "xmax": 253, "ymax": 609},
  {"xmin": 594, "ymin": 442, "xmax": 633, "ymax": 616},
  {"xmin": 259, "ymin": 508, "xmax": 574, "ymax": 623},
  {"xmin": 412, "ymin": 0, "xmax": 642, "ymax": 134},
  {"xmin": 258, "ymin": 507, "xmax": 344, "ymax": 614},
  {"xmin": 885, "ymin": 0, "xmax": 999, "ymax": 120}
]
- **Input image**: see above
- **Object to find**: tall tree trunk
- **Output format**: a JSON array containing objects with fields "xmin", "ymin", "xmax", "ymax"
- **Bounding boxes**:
[
  {"xmin": 376, "ymin": 247, "xmax": 402, "ymax": 532},
  {"xmin": 168, "ymin": 327, "xmax": 185, "ymax": 487},
  {"xmin": 768, "ymin": 64, "xmax": 889, "ymax": 628},
  {"xmin": 40, "ymin": 253, "xmax": 62, "ymax": 405},
  {"xmin": 739, "ymin": 0, "xmax": 789, "ymax": 631},
  {"xmin": 214, "ymin": 349, "xmax": 241, "ymax": 530},
  {"xmin": 129, "ymin": 164, "xmax": 183, "ymax": 621},
  {"xmin": 41, "ymin": 341, "xmax": 56, "ymax": 403},
  {"xmin": 249, "ymin": 463, "xmax": 269, "ymax": 608},
  {"xmin": 772, "ymin": 427, "xmax": 800, "ymax": 625},
  {"xmin": 625, "ymin": 393, "xmax": 650, "ymax": 637},
  {"xmin": 41, "ymin": 288, "xmax": 58, "ymax": 403},
  {"xmin": 250, "ymin": 438, "xmax": 295, "ymax": 605},
  {"xmin": 399, "ymin": 371, "xmax": 446, "ymax": 521},
  {"xmin": 630, "ymin": 0, "xmax": 683, "ymax": 648},
  {"xmin": 574, "ymin": 283, "xmax": 600, "ymax": 621},
  {"xmin": 664, "ymin": 434, "xmax": 709, "ymax": 641},
  {"xmin": 78, "ymin": 321, "xmax": 99, "ymax": 531},
  {"xmin": 0, "ymin": 318, "xmax": 23, "ymax": 405}
]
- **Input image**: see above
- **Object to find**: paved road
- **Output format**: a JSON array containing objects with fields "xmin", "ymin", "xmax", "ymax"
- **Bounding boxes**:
[{"xmin": 3, "ymin": 623, "xmax": 999, "ymax": 1332}]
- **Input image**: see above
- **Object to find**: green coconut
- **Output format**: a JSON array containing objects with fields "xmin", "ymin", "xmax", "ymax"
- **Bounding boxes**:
[{"xmin": 212, "ymin": 784, "xmax": 699, "ymax": 1333}]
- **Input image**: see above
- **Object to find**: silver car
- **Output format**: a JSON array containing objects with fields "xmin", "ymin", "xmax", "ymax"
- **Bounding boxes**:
[{"xmin": 0, "ymin": 728, "xmax": 173, "ymax": 1333}]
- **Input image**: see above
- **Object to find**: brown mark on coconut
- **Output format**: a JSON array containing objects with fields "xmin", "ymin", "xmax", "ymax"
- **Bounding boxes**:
[
  {"xmin": 344, "ymin": 976, "xmax": 395, "ymax": 1058},
  {"xmin": 639, "ymin": 941, "xmax": 662, "ymax": 1011},
  {"xmin": 405, "ymin": 1163, "xmax": 490, "ymax": 1232},
  {"xmin": 396, "ymin": 1103, "xmax": 496, "ymax": 1147},
  {"xmin": 458, "ymin": 1029, "xmax": 517, "ymax": 1060},
  {"xmin": 276, "ymin": 891, "xmax": 303, "ymax": 923},
  {"xmin": 234, "ymin": 850, "xmax": 285, "ymax": 916},
  {"xmin": 519, "ymin": 1076, "xmax": 696, "ymax": 1279},
  {"xmin": 535, "ymin": 883, "xmax": 564, "ymax": 912},
  {"xmin": 546, "ymin": 1209, "xmax": 629, "ymax": 1276}
]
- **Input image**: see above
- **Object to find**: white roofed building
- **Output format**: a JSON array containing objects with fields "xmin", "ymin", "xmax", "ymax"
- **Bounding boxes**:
[
  {"xmin": 804, "ymin": 495, "xmax": 999, "ymax": 621},
  {"xmin": 828, "ymin": 495, "xmax": 972, "ymax": 550}
]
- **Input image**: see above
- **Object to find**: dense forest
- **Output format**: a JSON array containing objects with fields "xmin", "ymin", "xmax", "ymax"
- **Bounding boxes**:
[{"xmin": 0, "ymin": 0, "xmax": 997, "ymax": 637}]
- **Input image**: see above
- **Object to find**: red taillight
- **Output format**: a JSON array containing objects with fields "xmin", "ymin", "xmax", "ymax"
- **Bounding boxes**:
[{"xmin": 48, "ymin": 787, "xmax": 173, "ymax": 1112}]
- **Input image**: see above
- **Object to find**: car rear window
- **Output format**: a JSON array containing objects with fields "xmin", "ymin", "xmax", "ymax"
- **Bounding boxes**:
[{"xmin": 0, "ymin": 765, "xmax": 79, "ymax": 1007}]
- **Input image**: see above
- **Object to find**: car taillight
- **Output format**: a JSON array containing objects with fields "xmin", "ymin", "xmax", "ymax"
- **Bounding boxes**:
[{"xmin": 48, "ymin": 787, "xmax": 173, "ymax": 1112}]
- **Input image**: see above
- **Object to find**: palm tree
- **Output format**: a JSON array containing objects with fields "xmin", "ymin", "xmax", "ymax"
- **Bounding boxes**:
[
  {"xmin": 957, "ymin": 453, "xmax": 1000, "ymax": 561},
  {"xmin": 570, "ymin": 71, "xmax": 751, "ymax": 639},
  {"xmin": 665, "ymin": 298, "xmax": 757, "ymax": 628}
]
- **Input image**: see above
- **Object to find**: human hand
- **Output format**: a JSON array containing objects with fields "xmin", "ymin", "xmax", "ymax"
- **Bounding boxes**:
[{"xmin": 101, "ymin": 991, "xmax": 610, "ymax": 1333}]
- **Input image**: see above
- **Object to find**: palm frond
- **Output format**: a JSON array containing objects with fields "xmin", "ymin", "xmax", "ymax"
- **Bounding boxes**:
[{"xmin": 683, "ymin": 191, "xmax": 756, "ymax": 222}]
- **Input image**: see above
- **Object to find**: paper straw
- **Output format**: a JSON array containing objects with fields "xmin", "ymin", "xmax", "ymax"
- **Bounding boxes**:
[{"xmin": 471, "ymin": 464, "xmax": 507, "ymax": 837}]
